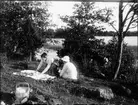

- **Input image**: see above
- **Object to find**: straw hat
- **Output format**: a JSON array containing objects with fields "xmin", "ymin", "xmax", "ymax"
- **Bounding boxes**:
[{"xmin": 61, "ymin": 56, "xmax": 70, "ymax": 62}]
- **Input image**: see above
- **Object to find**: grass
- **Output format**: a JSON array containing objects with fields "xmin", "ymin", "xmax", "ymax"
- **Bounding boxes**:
[
  {"xmin": 0, "ymin": 67, "xmax": 99, "ymax": 104},
  {"xmin": 1, "ymin": 56, "xmax": 100, "ymax": 104},
  {"xmin": 0, "ymin": 43, "xmax": 138, "ymax": 104},
  {"xmin": 1, "ymin": 55, "xmax": 138, "ymax": 105},
  {"xmin": 128, "ymin": 46, "xmax": 138, "ymax": 59}
]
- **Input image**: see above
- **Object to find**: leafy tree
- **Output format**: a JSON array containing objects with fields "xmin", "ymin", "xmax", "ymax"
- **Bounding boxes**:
[
  {"xmin": 54, "ymin": 28, "xmax": 67, "ymax": 38},
  {"xmin": 104, "ymin": 1, "xmax": 138, "ymax": 79},
  {"xmin": 58, "ymin": 2, "xmax": 111, "ymax": 75},
  {"xmin": 0, "ymin": 1, "xmax": 50, "ymax": 60},
  {"xmin": 60, "ymin": 2, "xmax": 108, "ymax": 40},
  {"xmin": 104, "ymin": 37, "xmax": 135, "ymax": 81}
]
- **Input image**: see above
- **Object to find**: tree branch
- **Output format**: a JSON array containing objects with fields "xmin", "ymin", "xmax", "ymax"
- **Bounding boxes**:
[
  {"xmin": 128, "ymin": 25, "xmax": 137, "ymax": 29},
  {"xmin": 123, "ymin": 3, "xmax": 135, "ymax": 27},
  {"xmin": 125, "ymin": 15, "xmax": 136, "ymax": 21},
  {"xmin": 109, "ymin": 22, "xmax": 119, "ymax": 34},
  {"xmin": 122, "ymin": 3, "xmax": 129, "ymax": 11},
  {"xmin": 124, "ymin": 13, "xmax": 135, "ymax": 37},
  {"xmin": 131, "ymin": 18, "xmax": 138, "ymax": 23}
]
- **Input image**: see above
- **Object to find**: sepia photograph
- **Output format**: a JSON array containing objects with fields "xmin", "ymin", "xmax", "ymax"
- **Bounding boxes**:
[{"xmin": 0, "ymin": 0, "xmax": 138, "ymax": 104}]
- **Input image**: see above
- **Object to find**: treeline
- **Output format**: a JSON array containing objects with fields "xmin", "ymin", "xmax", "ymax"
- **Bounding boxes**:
[
  {"xmin": 53, "ymin": 29, "xmax": 138, "ymax": 38},
  {"xmin": 0, "ymin": 1, "xmax": 51, "ymax": 60},
  {"xmin": 96, "ymin": 31, "xmax": 138, "ymax": 36},
  {"xmin": 41, "ymin": 28, "xmax": 138, "ymax": 38}
]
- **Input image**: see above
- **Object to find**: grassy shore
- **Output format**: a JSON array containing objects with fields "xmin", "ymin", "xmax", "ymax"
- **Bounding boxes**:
[
  {"xmin": 1, "ymin": 52, "xmax": 138, "ymax": 105},
  {"xmin": 0, "ymin": 41, "xmax": 138, "ymax": 104}
]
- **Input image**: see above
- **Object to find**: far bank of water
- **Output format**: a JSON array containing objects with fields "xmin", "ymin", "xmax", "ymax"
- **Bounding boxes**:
[
  {"xmin": 96, "ymin": 36, "xmax": 138, "ymax": 46},
  {"xmin": 47, "ymin": 36, "xmax": 138, "ymax": 46}
]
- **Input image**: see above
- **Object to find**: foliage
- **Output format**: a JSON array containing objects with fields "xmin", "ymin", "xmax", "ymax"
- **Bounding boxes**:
[
  {"xmin": 57, "ymin": 2, "xmax": 137, "ymax": 81},
  {"xmin": 127, "ymin": 46, "xmax": 138, "ymax": 59},
  {"xmin": 57, "ymin": 33, "xmax": 109, "ymax": 77},
  {"xmin": 60, "ymin": 2, "xmax": 110, "ymax": 40},
  {"xmin": 104, "ymin": 37, "xmax": 136, "ymax": 82},
  {"xmin": 54, "ymin": 28, "xmax": 67, "ymax": 38},
  {"xmin": 1, "ymin": 56, "xmax": 138, "ymax": 104},
  {"xmin": 0, "ymin": 1, "xmax": 50, "ymax": 59},
  {"xmin": 58, "ymin": 2, "xmax": 112, "ymax": 76},
  {"xmin": 106, "ymin": 2, "xmax": 138, "ymax": 79}
]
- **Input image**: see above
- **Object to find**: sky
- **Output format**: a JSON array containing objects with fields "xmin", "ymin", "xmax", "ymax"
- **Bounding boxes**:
[
  {"xmin": 47, "ymin": 1, "xmax": 137, "ymax": 31},
  {"xmin": 46, "ymin": 1, "xmax": 137, "ymax": 46},
  {"xmin": 47, "ymin": 1, "xmax": 119, "ymax": 30}
]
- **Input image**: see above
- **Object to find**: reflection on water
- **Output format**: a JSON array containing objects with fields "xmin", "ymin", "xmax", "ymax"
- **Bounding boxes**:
[{"xmin": 96, "ymin": 36, "xmax": 138, "ymax": 46}]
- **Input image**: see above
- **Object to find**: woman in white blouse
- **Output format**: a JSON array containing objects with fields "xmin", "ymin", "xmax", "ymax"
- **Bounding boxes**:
[{"xmin": 59, "ymin": 56, "xmax": 78, "ymax": 80}]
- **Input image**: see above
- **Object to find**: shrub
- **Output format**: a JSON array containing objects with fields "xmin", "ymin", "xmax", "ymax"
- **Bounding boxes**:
[
  {"xmin": 57, "ymin": 38, "xmax": 108, "ymax": 77},
  {"xmin": 58, "ymin": 36, "xmax": 136, "ymax": 82},
  {"xmin": 104, "ymin": 37, "xmax": 136, "ymax": 82}
]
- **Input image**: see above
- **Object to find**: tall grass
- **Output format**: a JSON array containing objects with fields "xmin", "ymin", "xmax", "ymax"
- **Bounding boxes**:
[{"xmin": 128, "ymin": 46, "xmax": 138, "ymax": 59}]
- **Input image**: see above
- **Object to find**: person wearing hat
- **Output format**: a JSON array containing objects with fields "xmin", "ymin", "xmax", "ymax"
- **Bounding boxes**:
[{"xmin": 59, "ymin": 56, "xmax": 78, "ymax": 80}]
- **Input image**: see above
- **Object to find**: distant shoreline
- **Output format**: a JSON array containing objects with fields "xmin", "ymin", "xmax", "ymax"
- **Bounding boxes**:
[{"xmin": 46, "ymin": 36, "xmax": 138, "ymax": 46}]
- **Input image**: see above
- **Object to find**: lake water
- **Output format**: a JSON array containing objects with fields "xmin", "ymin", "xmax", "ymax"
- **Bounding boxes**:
[
  {"xmin": 50, "ymin": 36, "xmax": 138, "ymax": 46},
  {"xmin": 43, "ymin": 36, "xmax": 137, "ymax": 59},
  {"xmin": 96, "ymin": 36, "xmax": 138, "ymax": 46}
]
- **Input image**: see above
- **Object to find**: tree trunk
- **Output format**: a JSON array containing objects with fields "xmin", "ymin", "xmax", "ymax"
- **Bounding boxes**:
[
  {"xmin": 113, "ymin": 0, "xmax": 124, "ymax": 80},
  {"xmin": 83, "ymin": 53, "xmax": 89, "ymax": 74},
  {"xmin": 29, "ymin": 52, "xmax": 32, "ymax": 62},
  {"xmin": 114, "ymin": 36, "xmax": 124, "ymax": 79},
  {"xmin": 83, "ymin": 54, "xmax": 88, "ymax": 68},
  {"xmin": 0, "ymin": 60, "xmax": 3, "ymax": 69}
]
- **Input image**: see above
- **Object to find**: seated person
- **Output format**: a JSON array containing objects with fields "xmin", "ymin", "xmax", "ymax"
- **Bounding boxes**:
[
  {"xmin": 59, "ymin": 56, "xmax": 78, "ymax": 80},
  {"xmin": 49, "ymin": 58, "xmax": 60, "ymax": 77},
  {"xmin": 36, "ymin": 52, "xmax": 59, "ymax": 77}
]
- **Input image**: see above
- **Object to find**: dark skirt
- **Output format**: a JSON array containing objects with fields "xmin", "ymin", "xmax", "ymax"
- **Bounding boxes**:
[{"xmin": 47, "ymin": 63, "xmax": 59, "ymax": 77}]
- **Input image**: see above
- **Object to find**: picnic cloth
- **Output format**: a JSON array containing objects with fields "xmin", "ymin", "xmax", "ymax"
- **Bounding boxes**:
[{"xmin": 13, "ymin": 70, "xmax": 55, "ymax": 81}]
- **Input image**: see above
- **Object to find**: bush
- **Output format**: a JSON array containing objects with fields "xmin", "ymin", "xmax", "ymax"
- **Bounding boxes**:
[
  {"xmin": 57, "ymin": 38, "xmax": 108, "ymax": 77},
  {"xmin": 6, "ymin": 35, "xmax": 43, "ymax": 61},
  {"xmin": 88, "ymin": 37, "xmax": 136, "ymax": 82},
  {"xmin": 58, "ymin": 36, "xmax": 136, "ymax": 82},
  {"xmin": 104, "ymin": 37, "xmax": 136, "ymax": 82}
]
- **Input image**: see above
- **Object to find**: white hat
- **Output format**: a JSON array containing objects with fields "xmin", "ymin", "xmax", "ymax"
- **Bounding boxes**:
[{"xmin": 61, "ymin": 56, "xmax": 70, "ymax": 62}]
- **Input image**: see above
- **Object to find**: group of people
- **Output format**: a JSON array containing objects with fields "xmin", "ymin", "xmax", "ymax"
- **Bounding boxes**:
[{"xmin": 36, "ymin": 52, "xmax": 78, "ymax": 80}]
